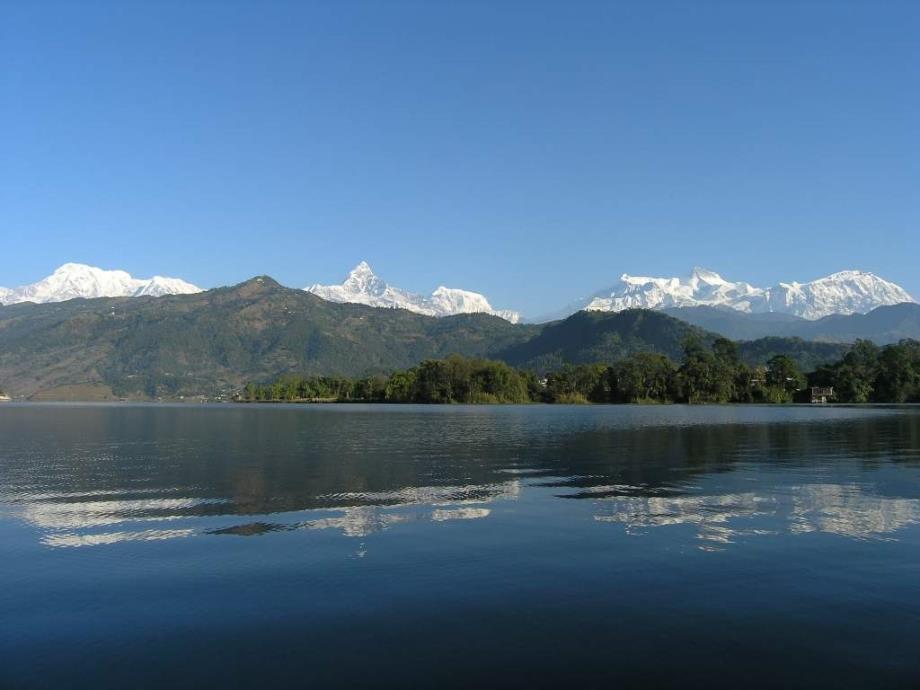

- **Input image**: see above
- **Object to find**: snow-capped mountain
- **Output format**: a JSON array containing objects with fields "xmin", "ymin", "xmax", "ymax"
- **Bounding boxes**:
[
  {"xmin": 762, "ymin": 271, "xmax": 916, "ymax": 320},
  {"xmin": 584, "ymin": 268, "xmax": 765, "ymax": 313},
  {"xmin": 306, "ymin": 261, "xmax": 522, "ymax": 323},
  {"xmin": 0, "ymin": 263, "xmax": 202, "ymax": 305},
  {"xmin": 564, "ymin": 268, "xmax": 915, "ymax": 321}
]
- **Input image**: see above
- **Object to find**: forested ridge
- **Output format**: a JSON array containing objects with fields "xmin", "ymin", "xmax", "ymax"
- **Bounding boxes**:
[{"xmin": 243, "ymin": 337, "xmax": 920, "ymax": 405}]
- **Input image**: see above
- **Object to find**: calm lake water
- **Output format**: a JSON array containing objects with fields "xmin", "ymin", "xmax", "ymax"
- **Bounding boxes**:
[{"xmin": 1, "ymin": 404, "xmax": 919, "ymax": 689}]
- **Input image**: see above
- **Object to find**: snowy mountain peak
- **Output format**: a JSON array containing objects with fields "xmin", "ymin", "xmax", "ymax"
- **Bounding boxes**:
[
  {"xmin": 342, "ymin": 261, "xmax": 387, "ymax": 296},
  {"xmin": 585, "ymin": 269, "xmax": 762, "ymax": 314},
  {"xmin": 689, "ymin": 267, "xmax": 728, "ymax": 285},
  {"xmin": 306, "ymin": 262, "xmax": 521, "ymax": 323},
  {"xmin": 825, "ymin": 269, "xmax": 867, "ymax": 279},
  {"xmin": 575, "ymin": 268, "xmax": 914, "ymax": 320},
  {"xmin": 764, "ymin": 270, "xmax": 915, "ymax": 319},
  {"xmin": 54, "ymin": 262, "xmax": 93, "ymax": 273},
  {"xmin": 0, "ymin": 263, "xmax": 202, "ymax": 305},
  {"xmin": 134, "ymin": 275, "xmax": 202, "ymax": 297}
]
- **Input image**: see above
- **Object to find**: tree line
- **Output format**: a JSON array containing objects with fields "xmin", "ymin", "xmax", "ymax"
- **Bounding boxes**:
[
  {"xmin": 811, "ymin": 339, "xmax": 920, "ymax": 403},
  {"xmin": 240, "ymin": 338, "xmax": 920, "ymax": 405}
]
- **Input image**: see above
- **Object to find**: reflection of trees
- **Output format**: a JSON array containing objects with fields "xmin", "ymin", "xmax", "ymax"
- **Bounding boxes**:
[{"xmin": 1, "ymin": 405, "xmax": 918, "ymax": 548}]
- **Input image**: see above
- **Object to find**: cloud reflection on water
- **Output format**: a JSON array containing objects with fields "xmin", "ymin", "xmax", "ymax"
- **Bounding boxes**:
[
  {"xmin": 8, "ymin": 472, "xmax": 919, "ymax": 550},
  {"xmin": 592, "ymin": 482, "xmax": 920, "ymax": 550},
  {"xmin": 8, "ymin": 481, "xmax": 518, "ymax": 547}
]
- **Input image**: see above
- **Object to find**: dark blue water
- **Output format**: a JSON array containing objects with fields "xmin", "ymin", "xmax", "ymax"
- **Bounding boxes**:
[{"xmin": 1, "ymin": 404, "xmax": 919, "ymax": 689}]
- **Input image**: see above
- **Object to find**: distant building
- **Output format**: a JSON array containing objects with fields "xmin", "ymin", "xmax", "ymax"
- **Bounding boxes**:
[{"xmin": 811, "ymin": 386, "xmax": 835, "ymax": 404}]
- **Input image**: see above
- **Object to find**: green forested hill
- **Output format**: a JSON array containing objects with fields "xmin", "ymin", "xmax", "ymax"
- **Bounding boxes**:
[
  {"xmin": 496, "ymin": 309, "xmax": 849, "ymax": 373},
  {"xmin": 0, "ymin": 277, "xmax": 536, "ymax": 399},
  {"xmin": 496, "ymin": 309, "xmax": 713, "ymax": 371},
  {"xmin": 736, "ymin": 337, "xmax": 850, "ymax": 372},
  {"xmin": 0, "ymin": 278, "xmax": 857, "ymax": 399}
]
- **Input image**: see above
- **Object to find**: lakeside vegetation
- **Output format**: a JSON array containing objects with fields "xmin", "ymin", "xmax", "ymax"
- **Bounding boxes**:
[{"xmin": 241, "ymin": 338, "xmax": 920, "ymax": 405}]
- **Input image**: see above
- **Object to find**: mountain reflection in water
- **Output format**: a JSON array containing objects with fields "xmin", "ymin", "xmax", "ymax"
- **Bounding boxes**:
[
  {"xmin": 1, "ymin": 404, "xmax": 918, "ymax": 549},
  {"xmin": 2, "ymin": 404, "xmax": 920, "ymax": 690}
]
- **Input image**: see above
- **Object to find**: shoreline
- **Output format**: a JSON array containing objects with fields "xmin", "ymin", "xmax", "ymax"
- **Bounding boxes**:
[{"xmin": 2, "ymin": 399, "xmax": 919, "ymax": 409}]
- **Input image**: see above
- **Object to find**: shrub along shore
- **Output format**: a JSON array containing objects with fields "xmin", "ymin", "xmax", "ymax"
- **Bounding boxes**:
[{"xmin": 239, "ymin": 338, "xmax": 920, "ymax": 405}]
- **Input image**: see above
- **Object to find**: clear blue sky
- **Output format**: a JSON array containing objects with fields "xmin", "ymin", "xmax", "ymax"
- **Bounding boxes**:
[{"xmin": 2, "ymin": 0, "xmax": 918, "ymax": 316}]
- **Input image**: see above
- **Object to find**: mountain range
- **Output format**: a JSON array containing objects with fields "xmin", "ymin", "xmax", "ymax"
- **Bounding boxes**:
[
  {"xmin": 0, "ymin": 263, "xmax": 201, "ymax": 305},
  {"xmin": 2, "ymin": 263, "xmax": 915, "ymax": 323},
  {"xmin": 0, "ymin": 277, "xmax": 533, "ymax": 400},
  {"xmin": 663, "ymin": 302, "xmax": 920, "ymax": 345},
  {"xmin": 552, "ymin": 267, "xmax": 916, "ymax": 321},
  {"xmin": 0, "ymin": 275, "xmax": 892, "ymax": 400},
  {"xmin": 306, "ymin": 261, "xmax": 522, "ymax": 323}
]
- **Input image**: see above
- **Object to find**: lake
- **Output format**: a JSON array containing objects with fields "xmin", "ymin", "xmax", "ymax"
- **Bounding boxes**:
[{"xmin": 1, "ymin": 404, "xmax": 919, "ymax": 689}]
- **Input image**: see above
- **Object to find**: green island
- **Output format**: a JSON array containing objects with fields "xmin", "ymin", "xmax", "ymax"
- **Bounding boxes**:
[{"xmin": 241, "ymin": 337, "xmax": 920, "ymax": 405}]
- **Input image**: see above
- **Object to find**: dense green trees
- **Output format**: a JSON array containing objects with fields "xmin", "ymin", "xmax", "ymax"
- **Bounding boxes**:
[
  {"xmin": 875, "ymin": 340, "xmax": 920, "ymax": 402},
  {"xmin": 243, "ymin": 355, "xmax": 533, "ymax": 404},
  {"xmin": 666, "ymin": 339, "xmax": 804, "ymax": 404},
  {"xmin": 675, "ymin": 338, "xmax": 734, "ymax": 403},
  {"xmin": 543, "ymin": 364, "xmax": 609, "ymax": 403},
  {"xmin": 811, "ymin": 339, "xmax": 920, "ymax": 403},
  {"xmin": 610, "ymin": 352, "xmax": 676, "ymax": 403},
  {"xmin": 409, "ymin": 356, "xmax": 532, "ymax": 403},
  {"xmin": 243, "ymin": 339, "xmax": 920, "ymax": 405},
  {"xmin": 763, "ymin": 355, "xmax": 806, "ymax": 403}
]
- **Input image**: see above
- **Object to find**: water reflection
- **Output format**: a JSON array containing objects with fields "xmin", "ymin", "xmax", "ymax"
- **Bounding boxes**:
[
  {"xmin": 44, "ymin": 528, "xmax": 196, "ymax": 548},
  {"xmin": 19, "ymin": 495, "xmax": 230, "ymax": 530},
  {"xmin": 0, "ymin": 404, "xmax": 919, "ymax": 550},
  {"xmin": 592, "ymin": 483, "xmax": 920, "ymax": 550},
  {"xmin": 790, "ymin": 484, "xmax": 920, "ymax": 538},
  {"xmin": 594, "ymin": 491, "xmax": 775, "ymax": 547},
  {"xmin": 6, "ymin": 480, "xmax": 521, "ymax": 546}
]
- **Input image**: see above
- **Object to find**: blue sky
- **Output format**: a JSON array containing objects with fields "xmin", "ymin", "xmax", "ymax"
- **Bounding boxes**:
[{"xmin": 2, "ymin": 0, "xmax": 918, "ymax": 316}]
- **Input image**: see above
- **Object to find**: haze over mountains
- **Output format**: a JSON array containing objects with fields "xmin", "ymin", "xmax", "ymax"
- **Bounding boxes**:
[{"xmin": 663, "ymin": 303, "xmax": 920, "ymax": 345}]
